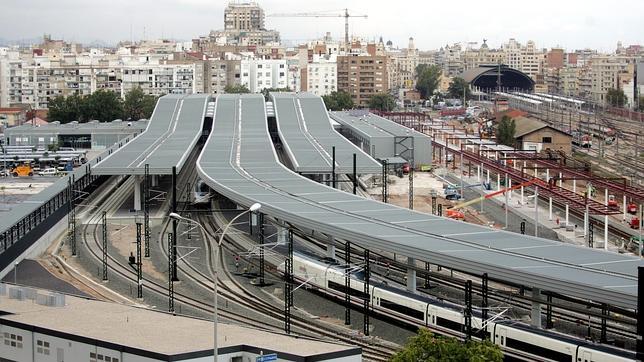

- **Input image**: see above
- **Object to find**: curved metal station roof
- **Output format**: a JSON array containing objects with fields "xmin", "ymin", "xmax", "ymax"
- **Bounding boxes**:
[
  {"xmin": 93, "ymin": 94, "xmax": 210, "ymax": 175},
  {"xmin": 271, "ymin": 93, "xmax": 381, "ymax": 174},
  {"xmin": 198, "ymin": 94, "xmax": 644, "ymax": 309},
  {"xmin": 460, "ymin": 65, "xmax": 535, "ymax": 91}
]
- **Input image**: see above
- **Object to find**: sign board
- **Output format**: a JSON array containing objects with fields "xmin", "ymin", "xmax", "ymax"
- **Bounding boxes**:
[{"xmin": 256, "ymin": 354, "xmax": 277, "ymax": 362}]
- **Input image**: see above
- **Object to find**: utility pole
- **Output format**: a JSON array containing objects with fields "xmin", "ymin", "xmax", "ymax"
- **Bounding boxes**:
[
  {"xmin": 168, "ymin": 232, "xmax": 174, "ymax": 312},
  {"xmin": 102, "ymin": 211, "xmax": 108, "ymax": 281},
  {"xmin": 136, "ymin": 222, "xmax": 142, "ymax": 299}
]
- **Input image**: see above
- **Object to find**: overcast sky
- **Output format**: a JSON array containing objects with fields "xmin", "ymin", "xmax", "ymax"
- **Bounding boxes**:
[{"xmin": 1, "ymin": 0, "xmax": 642, "ymax": 51}]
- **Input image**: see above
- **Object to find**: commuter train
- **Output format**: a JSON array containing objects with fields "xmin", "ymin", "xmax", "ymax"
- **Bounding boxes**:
[
  {"xmin": 578, "ymin": 123, "xmax": 616, "ymax": 144},
  {"xmin": 283, "ymin": 253, "xmax": 635, "ymax": 362},
  {"xmin": 192, "ymin": 179, "xmax": 212, "ymax": 205},
  {"xmin": 572, "ymin": 131, "xmax": 592, "ymax": 148}
]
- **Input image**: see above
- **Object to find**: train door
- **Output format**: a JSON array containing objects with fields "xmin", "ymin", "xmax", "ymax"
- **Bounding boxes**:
[
  {"xmin": 427, "ymin": 306, "xmax": 437, "ymax": 326},
  {"xmin": 581, "ymin": 351, "xmax": 591, "ymax": 362},
  {"xmin": 495, "ymin": 327, "xmax": 507, "ymax": 347}
]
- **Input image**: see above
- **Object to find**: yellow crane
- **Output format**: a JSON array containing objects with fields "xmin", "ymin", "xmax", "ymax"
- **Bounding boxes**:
[{"xmin": 268, "ymin": 9, "xmax": 367, "ymax": 46}]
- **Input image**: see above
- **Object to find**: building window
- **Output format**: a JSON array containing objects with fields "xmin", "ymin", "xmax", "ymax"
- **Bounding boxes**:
[
  {"xmin": 90, "ymin": 352, "xmax": 119, "ymax": 362},
  {"xmin": 37, "ymin": 340, "xmax": 50, "ymax": 355},
  {"xmin": 542, "ymin": 137, "xmax": 552, "ymax": 143},
  {"xmin": 4, "ymin": 333, "xmax": 23, "ymax": 349}
]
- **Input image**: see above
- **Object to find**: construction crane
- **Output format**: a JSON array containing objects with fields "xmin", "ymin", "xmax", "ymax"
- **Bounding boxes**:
[
  {"xmin": 268, "ymin": 9, "xmax": 367, "ymax": 46},
  {"xmin": 446, "ymin": 178, "xmax": 541, "ymax": 219}
]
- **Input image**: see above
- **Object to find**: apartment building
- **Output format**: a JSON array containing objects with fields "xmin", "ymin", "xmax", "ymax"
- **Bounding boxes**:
[
  {"xmin": 240, "ymin": 58, "xmax": 288, "ymax": 92},
  {"xmin": 503, "ymin": 39, "xmax": 544, "ymax": 80},
  {"xmin": 218, "ymin": 2, "xmax": 279, "ymax": 46},
  {"xmin": 224, "ymin": 2, "xmax": 265, "ymax": 31},
  {"xmin": 337, "ymin": 53, "xmax": 388, "ymax": 107},
  {"xmin": 463, "ymin": 45, "xmax": 506, "ymax": 70},
  {"xmin": 589, "ymin": 55, "xmax": 631, "ymax": 105},
  {"xmin": 306, "ymin": 54, "xmax": 336, "ymax": 96},
  {"xmin": 387, "ymin": 38, "xmax": 419, "ymax": 90},
  {"xmin": 204, "ymin": 59, "xmax": 241, "ymax": 94},
  {"xmin": 0, "ymin": 53, "xmax": 122, "ymax": 108},
  {"xmin": 121, "ymin": 63, "xmax": 197, "ymax": 97}
]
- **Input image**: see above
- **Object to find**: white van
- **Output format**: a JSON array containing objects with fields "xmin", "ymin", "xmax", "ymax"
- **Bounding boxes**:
[{"xmin": 38, "ymin": 168, "xmax": 58, "ymax": 176}]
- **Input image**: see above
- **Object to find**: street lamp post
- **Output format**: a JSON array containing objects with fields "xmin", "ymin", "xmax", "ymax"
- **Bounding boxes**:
[{"xmin": 169, "ymin": 202, "xmax": 261, "ymax": 362}]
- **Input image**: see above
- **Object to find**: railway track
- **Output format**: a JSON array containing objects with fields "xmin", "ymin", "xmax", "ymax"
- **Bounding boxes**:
[
  {"xmin": 185, "ymin": 212, "xmax": 397, "ymax": 361},
  {"xmin": 60, "ymin": 167, "xmax": 395, "ymax": 361}
]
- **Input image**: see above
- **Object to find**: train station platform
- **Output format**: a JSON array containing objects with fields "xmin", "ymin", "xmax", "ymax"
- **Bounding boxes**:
[
  {"xmin": 93, "ymin": 94, "xmax": 211, "ymax": 176},
  {"xmin": 271, "ymin": 93, "xmax": 381, "ymax": 174},
  {"xmin": 198, "ymin": 93, "xmax": 644, "ymax": 309}
]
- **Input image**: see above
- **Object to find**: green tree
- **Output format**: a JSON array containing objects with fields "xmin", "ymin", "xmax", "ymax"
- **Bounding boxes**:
[
  {"xmin": 81, "ymin": 90, "xmax": 123, "ymax": 122},
  {"xmin": 448, "ymin": 77, "xmax": 471, "ymax": 101},
  {"xmin": 496, "ymin": 115, "xmax": 516, "ymax": 147},
  {"xmin": 224, "ymin": 84, "xmax": 251, "ymax": 94},
  {"xmin": 123, "ymin": 87, "xmax": 158, "ymax": 120},
  {"xmin": 637, "ymin": 96, "xmax": 644, "ymax": 112},
  {"xmin": 261, "ymin": 87, "xmax": 292, "ymax": 101},
  {"xmin": 368, "ymin": 93, "xmax": 396, "ymax": 111},
  {"xmin": 606, "ymin": 88, "xmax": 627, "ymax": 107},
  {"xmin": 391, "ymin": 329, "xmax": 503, "ymax": 362},
  {"xmin": 322, "ymin": 91, "xmax": 355, "ymax": 111},
  {"xmin": 415, "ymin": 64, "xmax": 442, "ymax": 99},
  {"xmin": 47, "ymin": 94, "xmax": 83, "ymax": 124}
]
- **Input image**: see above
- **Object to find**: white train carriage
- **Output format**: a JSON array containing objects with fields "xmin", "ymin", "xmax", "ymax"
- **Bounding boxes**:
[{"xmin": 283, "ymin": 253, "xmax": 635, "ymax": 361}]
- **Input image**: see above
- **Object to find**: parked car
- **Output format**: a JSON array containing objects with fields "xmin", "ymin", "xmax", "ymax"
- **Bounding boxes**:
[{"xmin": 38, "ymin": 168, "xmax": 58, "ymax": 176}]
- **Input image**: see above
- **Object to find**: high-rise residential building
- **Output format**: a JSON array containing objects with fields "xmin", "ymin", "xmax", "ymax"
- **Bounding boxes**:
[
  {"xmin": 240, "ymin": 58, "xmax": 288, "ymax": 92},
  {"xmin": 305, "ymin": 54, "xmax": 336, "ymax": 96},
  {"xmin": 337, "ymin": 53, "xmax": 388, "ymax": 107},
  {"xmin": 216, "ymin": 2, "xmax": 279, "ymax": 46},
  {"xmin": 224, "ymin": 2, "xmax": 265, "ymax": 31},
  {"xmin": 121, "ymin": 63, "xmax": 198, "ymax": 97},
  {"xmin": 502, "ymin": 39, "xmax": 544, "ymax": 81},
  {"xmin": 589, "ymin": 55, "xmax": 632, "ymax": 105}
]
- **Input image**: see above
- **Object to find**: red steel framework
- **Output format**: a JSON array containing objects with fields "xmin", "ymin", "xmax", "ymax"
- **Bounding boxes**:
[
  {"xmin": 432, "ymin": 140, "xmax": 620, "ymax": 215},
  {"xmin": 512, "ymin": 152, "xmax": 644, "ymax": 203},
  {"xmin": 371, "ymin": 111, "xmax": 430, "ymax": 133}
]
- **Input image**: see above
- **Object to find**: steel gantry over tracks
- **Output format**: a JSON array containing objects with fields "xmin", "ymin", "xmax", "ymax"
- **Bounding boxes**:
[
  {"xmin": 93, "ymin": 94, "xmax": 211, "ymax": 175},
  {"xmin": 198, "ymin": 94, "xmax": 644, "ymax": 309}
]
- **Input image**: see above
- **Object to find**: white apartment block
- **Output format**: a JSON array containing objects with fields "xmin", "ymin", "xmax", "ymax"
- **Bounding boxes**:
[
  {"xmin": 240, "ymin": 58, "xmax": 288, "ymax": 93},
  {"xmin": 0, "ymin": 51, "xmax": 201, "ymax": 108},
  {"xmin": 121, "ymin": 63, "xmax": 197, "ymax": 97},
  {"xmin": 306, "ymin": 54, "xmax": 336, "ymax": 96},
  {"xmin": 589, "ymin": 55, "xmax": 632, "ymax": 105},
  {"xmin": 503, "ymin": 39, "xmax": 544, "ymax": 80}
]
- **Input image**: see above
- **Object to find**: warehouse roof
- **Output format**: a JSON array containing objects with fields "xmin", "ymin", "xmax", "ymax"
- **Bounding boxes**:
[
  {"xmin": 5, "ymin": 120, "xmax": 147, "ymax": 135},
  {"xmin": 0, "ymin": 285, "xmax": 360, "ymax": 360}
]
